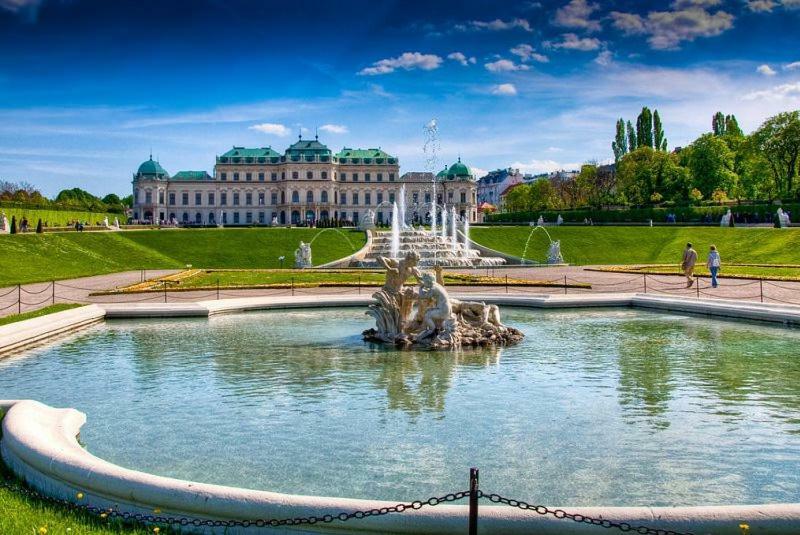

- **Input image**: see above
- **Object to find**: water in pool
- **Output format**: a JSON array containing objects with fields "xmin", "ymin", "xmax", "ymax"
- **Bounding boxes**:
[{"xmin": 2, "ymin": 307, "xmax": 800, "ymax": 506}]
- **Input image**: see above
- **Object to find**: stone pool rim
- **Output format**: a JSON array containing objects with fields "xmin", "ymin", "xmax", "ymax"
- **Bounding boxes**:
[{"xmin": 3, "ymin": 293, "xmax": 800, "ymax": 533}]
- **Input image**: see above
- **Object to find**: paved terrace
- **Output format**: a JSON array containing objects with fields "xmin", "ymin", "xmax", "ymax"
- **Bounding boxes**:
[{"xmin": 3, "ymin": 265, "xmax": 800, "ymax": 318}]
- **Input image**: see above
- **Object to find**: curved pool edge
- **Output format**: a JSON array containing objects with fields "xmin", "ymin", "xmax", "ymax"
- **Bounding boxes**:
[{"xmin": 3, "ymin": 399, "xmax": 800, "ymax": 534}]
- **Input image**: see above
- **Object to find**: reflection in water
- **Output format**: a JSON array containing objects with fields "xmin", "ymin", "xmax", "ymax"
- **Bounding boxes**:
[{"xmin": 2, "ymin": 307, "xmax": 800, "ymax": 506}]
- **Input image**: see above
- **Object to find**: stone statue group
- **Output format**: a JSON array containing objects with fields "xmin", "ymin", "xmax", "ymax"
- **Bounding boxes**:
[{"xmin": 363, "ymin": 251, "xmax": 524, "ymax": 349}]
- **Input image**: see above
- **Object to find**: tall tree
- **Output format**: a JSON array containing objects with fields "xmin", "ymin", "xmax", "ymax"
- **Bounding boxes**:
[
  {"xmin": 636, "ymin": 107, "xmax": 653, "ymax": 149},
  {"xmin": 686, "ymin": 133, "xmax": 738, "ymax": 198},
  {"xmin": 626, "ymin": 121, "xmax": 637, "ymax": 152},
  {"xmin": 653, "ymin": 110, "xmax": 667, "ymax": 151},
  {"xmin": 612, "ymin": 118, "xmax": 627, "ymax": 162},
  {"xmin": 712, "ymin": 111, "xmax": 726, "ymax": 136},
  {"xmin": 750, "ymin": 111, "xmax": 800, "ymax": 198},
  {"xmin": 725, "ymin": 114, "xmax": 743, "ymax": 137}
]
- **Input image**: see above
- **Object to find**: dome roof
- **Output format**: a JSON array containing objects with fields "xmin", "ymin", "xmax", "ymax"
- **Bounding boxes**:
[
  {"xmin": 136, "ymin": 156, "xmax": 169, "ymax": 179},
  {"xmin": 441, "ymin": 157, "xmax": 474, "ymax": 181},
  {"xmin": 436, "ymin": 166, "xmax": 448, "ymax": 178}
]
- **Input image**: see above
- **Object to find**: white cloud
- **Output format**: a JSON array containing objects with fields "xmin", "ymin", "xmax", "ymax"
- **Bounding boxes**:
[
  {"xmin": 319, "ymin": 124, "xmax": 348, "ymax": 134},
  {"xmin": 757, "ymin": 64, "xmax": 777, "ymax": 76},
  {"xmin": 746, "ymin": 0, "xmax": 776, "ymax": 11},
  {"xmin": 594, "ymin": 50, "xmax": 613, "ymax": 66},
  {"xmin": 510, "ymin": 44, "xmax": 549, "ymax": 63},
  {"xmin": 461, "ymin": 18, "xmax": 533, "ymax": 32},
  {"xmin": 610, "ymin": 6, "xmax": 734, "ymax": 50},
  {"xmin": 470, "ymin": 167, "xmax": 488, "ymax": 179},
  {"xmin": 545, "ymin": 33, "xmax": 603, "ymax": 51},
  {"xmin": 0, "ymin": 0, "xmax": 43, "ymax": 21},
  {"xmin": 358, "ymin": 52, "xmax": 443, "ymax": 76},
  {"xmin": 447, "ymin": 52, "xmax": 476, "ymax": 66},
  {"xmin": 742, "ymin": 82, "xmax": 800, "ymax": 101},
  {"xmin": 783, "ymin": 0, "xmax": 800, "ymax": 8},
  {"xmin": 248, "ymin": 123, "xmax": 290, "ymax": 136},
  {"xmin": 671, "ymin": 0, "xmax": 721, "ymax": 7},
  {"xmin": 485, "ymin": 59, "xmax": 531, "ymax": 72},
  {"xmin": 784, "ymin": 61, "xmax": 800, "ymax": 71},
  {"xmin": 491, "ymin": 83, "xmax": 518, "ymax": 96},
  {"xmin": 509, "ymin": 159, "xmax": 582, "ymax": 174},
  {"xmin": 553, "ymin": 0, "xmax": 602, "ymax": 32}
]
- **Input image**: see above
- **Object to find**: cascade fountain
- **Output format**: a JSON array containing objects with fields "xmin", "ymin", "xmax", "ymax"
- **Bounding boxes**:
[
  {"xmin": 463, "ymin": 216, "xmax": 470, "ymax": 252},
  {"xmin": 450, "ymin": 206, "xmax": 458, "ymax": 255},
  {"xmin": 440, "ymin": 205, "xmax": 448, "ymax": 241},
  {"xmin": 390, "ymin": 201, "xmax": 401, "ymax": 258},
  {"xmin": 398, "ymin": 184, "xmax": 408, "ymax": 230},
  {"xmin": 424, "ymin": 119, "xmax": 440, "ymax": 238}
]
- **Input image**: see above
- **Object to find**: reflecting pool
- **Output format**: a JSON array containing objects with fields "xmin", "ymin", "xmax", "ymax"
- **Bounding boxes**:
[{"xmin": 2, "ymin": 307, "xmax": 800, "ymax": 506}]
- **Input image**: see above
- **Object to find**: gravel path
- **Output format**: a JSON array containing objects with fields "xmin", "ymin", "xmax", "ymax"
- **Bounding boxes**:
[{"xmin": 3, "ymin": 266, "xmax": 800, "ymax": 319}]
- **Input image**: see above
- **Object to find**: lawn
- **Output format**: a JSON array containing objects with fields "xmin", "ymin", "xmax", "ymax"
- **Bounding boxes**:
[
  {"xmin": 0, "ymin": 304, "xmax": 82, "ymax": 326},
  {"xmin": 1, "ymin": 207, "xmax": 115, "ymax": 228},
  {"xmin": 470, "ymin": 226, "xmax": 800, "ymax": 265},
  {"xmin": 0, "ymin": 228, "xmax": 366, "ymax": 286},
  {"xmin": 592, "ymin": 264, "xmax": 800, "ymax": 281}
]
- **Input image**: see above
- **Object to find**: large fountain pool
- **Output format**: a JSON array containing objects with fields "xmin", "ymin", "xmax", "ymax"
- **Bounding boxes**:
[{"xmin": 2, "ymin": 307, "xmax": 800, "ymax": 507}]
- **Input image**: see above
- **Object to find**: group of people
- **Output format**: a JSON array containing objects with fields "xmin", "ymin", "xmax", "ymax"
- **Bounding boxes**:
[{"xmin": 681, "ymin": 243, "xmax": 722, "ymax": 289}]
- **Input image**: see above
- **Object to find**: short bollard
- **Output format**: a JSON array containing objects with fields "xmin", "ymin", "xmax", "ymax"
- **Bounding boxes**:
[{"xmin": 469, "ymin": 467, "xmax": 479, "ymax": 535}]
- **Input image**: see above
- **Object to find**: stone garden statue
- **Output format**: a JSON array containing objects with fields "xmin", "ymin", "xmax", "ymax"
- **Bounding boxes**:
[
  {"xmin": 363, "ymin": 253, "xmax": 523, "ymax": 349},
  {"xmin": 271, "ymin": 216, "xmax": 279, "ymax": 226},
  {"xmin": 720, "ymin": 209, "xmax": 732, "ymax": 227},
  {"xmin": 547, "ymin": 240, "xmax": 564, "ymax": 264},
  {"xmin": 294, "ymin": 241, "xmax": 313, "ymax": 268},
  {"xmin": 113, "ymin": 217, "xmax": 120, "ymax": 229},
  {"xmin": 360, "ymin": 209, "xmax": 377, "ymax": 230},
  {"xmin": 0, "ymin": 212, "xmax": 9, "ymax": 234},
  {"xmin": 777, "ymin": 208, "xmax": 791, "ymax": 228},
  {"xmin": 103, "ymin": 216, "xmax": 110, "ymax": 228},
  {"xmin": 537, "ymin": 215, "xmax": 545, "ymax": 227}
]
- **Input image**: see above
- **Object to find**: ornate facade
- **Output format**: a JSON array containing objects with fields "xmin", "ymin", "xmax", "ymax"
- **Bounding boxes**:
[{"xmin": 132, "ymin": 137, "xmax": 478, "ymax": 226}]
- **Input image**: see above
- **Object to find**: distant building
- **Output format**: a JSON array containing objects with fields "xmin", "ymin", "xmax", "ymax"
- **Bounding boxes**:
[
  {"xmin": 477, "ymin": 168, "xmax": 524, "ymax": 206},
  {"xmin": 132, "ymin": 137, "xmax": 478, "ymax": 226}
]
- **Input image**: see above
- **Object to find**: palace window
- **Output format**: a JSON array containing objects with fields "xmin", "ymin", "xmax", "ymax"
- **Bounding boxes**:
[
  {"xmin": 321, "ymin": 191, "xmax": 328, "ymax": 203},
  {"xmin": 352, "ymin": 173, "xmax": 359, "ymax": 182},
  {"xmin": 246, "ymin": 192, "xmax": 253, "ymax": 205},
  {"xmin": 221, "ymin": 192, "xmax": 227, "ymax": 206},
  {"xmin": 413, "ymin": 192, "xmax": 419, "ymax": 204},
  {"xmin": 281, "ymin": 191, "xmax": 285, "ymax": 203},
  {"xmin": 291, "ymin": 191, "xmax": 299, "ymax": 203},
  {"xmin": 389, "ymin": 173, "xmax": 395, "ymax": 182},
  {"xmin": 461, "ymin": 192, "xmax": 466, "ymax": 203},
  {"xmin": 258, "ymin": 192, "xmax": 265, "ymax": 205},
  {"xmin": 365, "ymin": 173, "xmax": 371, "ymax": 182},
  {"xmin": 159, "ymin": 191, "xmax": 165, "ymax": 203},
  {"xmin": 306, "ymin": 191, "xmax": 314, "ymax": 203},
  {"xmin": 271, "ymin": 172, "xmax": 277, "ymax": 181},
  {"xmin": 377, "ymin": 173, "xmax": 383, "ymax": 182},
  {"xmin": 377, "ymin": 192, "xmax": 383, "ymax": 205},
  {"xmin": 220, "ymin": 172, "xmax": 227, "ymax": 181},
  {"xmin": 246, "ymin": 212, "xmax": 253, "ymax": 224},
  {"xmin": 233, "ymin": 192, "xmax": 240, "ymax": 205},
  {"xmin": 258, "ymin": 172, "xmax": 265, "ymax": 182},
  {"xmin": 271, "ymin": 192, "xmax": 278, "ymax": 205},
  {"xmin": 233, "ymin": 172, "xmax": 240, "ymax": 181},
  {"xmin": 182, "ymin": 212, "xmax": 188, "ymax": 222},
  {"xmin": 425, "ymin": 192, "xmax": 431, "ymax": 203},
  {"xmin": 448, "ymin": 191, "xmax": 454, "ymax": 201},
  {"xmin": 246, "ymin": 173, "xmax": 252, "ymax": 182},
  {"xmin": 306, "ymin": 171, "xmax": 313, "ymax": 179},
  {"xmin": 281, "ymin": 172, "xmax": 286, "ymax": 180},
  {"xmin": 340, "ymin": 173, "xmax": 346, "ymax": 182},
  {"xmin": 208, "ymin": 193, "xmax": 215, "ymax": 206},
  {"xmin": 340, "ymin": 192, "xmax": 347, "ymax": 205},
  {"xmin": 389, "ymin": 192, "xmax": 395, "ymax": 204},
  {"xmin": 321, "ymin": 171, "xmax": 328, "ymax": 180},
  {"xmin": 259, "ymin": 212, "xmax": 265, "ymax": 224},
  {"xmin": 181, "ymin": 193, "xmax": 188, "ymax": 205},
  {"xmin": 233, "ymin": 212, "xmax": 240, "ymax": 224},
  {"xmin": 169, "ymin": 193, "xmax": 176, "ymax": 206},
  {"xmin": 292, "ymin": 171, "xmax": 299, "ymax": 179},
  {"xmin": 195, "ymin": 192, "xmax": 201, "ymax": 205},
  {"xmin": 352, "ymin": 193, "xmax": 359, "ymax": 205},
  {"xmin": 365, "ymin": 192, "xmax": 371, "ymax": 205}
]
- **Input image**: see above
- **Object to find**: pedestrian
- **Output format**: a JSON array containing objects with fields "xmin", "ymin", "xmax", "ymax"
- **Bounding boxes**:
[
  {"xmin": 707, "ymin": 245, "xmax": 721, "ymax": 288},
  {"xmin": 681, "ymin": 242, "xmax": 698, "ymax": 288}
]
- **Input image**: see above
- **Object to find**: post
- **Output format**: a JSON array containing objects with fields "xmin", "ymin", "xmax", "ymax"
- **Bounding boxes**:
[
  {"xmin": 52, "ymin": 281, "xmax": 55, "ymax": 305},
  {"xmin": 760, "ymin": 279, "xmax": 764, "ymax": 303},
  {"xmin": 696, "ymin": 277, "xmax": 700, "ymax": 299},
  {"xmin": 291, "ymin": 277, "xmax": 295, "ymax": 296},
  {"xmin": 468, "ymin": 468, "xmax": 479, "ymax": 535},
  {"xmin": 505, "ymin": 274, "xmax": 508, "ymax": 294},
  {"xmin": 17, "ymin": 284, "xmax": 21, "ymax": 314},
  {"xmin": 358, "ymin": 273, "xmax": 361, "ymax": 295},
  {"xmin": 643, "ymin": 274, "xmax": 647, "ymax": 294},
  {"xmin": 564, "ymin": 275, "xmax": 568, "ymax": 295},
  {"xmin": 217, "ymin": 278, "xmax": 220, "ymax": 301},
  {"xmin": 163, "ymin": 280, "xmax": 168, "ymax": 303}
]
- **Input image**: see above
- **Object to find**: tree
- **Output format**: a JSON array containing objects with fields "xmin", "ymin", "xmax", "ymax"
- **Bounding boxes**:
[
  {"xmin": 612, "ymin": 118, "xmax": 627, "ymax": 162},
  {"xmin": 636, "ymin": 107, "xmax": 653, "ymax": 149},
  {"xmin": 617, "ymin": 147, "xmax": 688, "ymax": 205},
  {"xmin": 686, "ymin": 133, "xmax": 738, "ymax": 199},
  {"xmin": 653, "ymin": 110, "xmax": 667, "ymax": 151},
  {"xmin": 712, "ymin": 111, "xmax": 726, "ymax": 136},
  {"xmin": 626, "ymin": 121, "xmax": 637, "ymax": 152},
  {"xmin": 102, "ymin": 193, "xmax": 121, "ymax": 205},
  {"xmin": 749, "ymin": 111, "xmax": 800, "ymax": 198},
  {"xmin": 36, "ymin": 218, "xmax": 43, "ymax": 233},
  {"xmin": 10, "ymin": 215, "xmax": 16, "ymax": 234},
  {"xmin": 725, "ymin": 114, "xmax": 743, "ymax": 137}
]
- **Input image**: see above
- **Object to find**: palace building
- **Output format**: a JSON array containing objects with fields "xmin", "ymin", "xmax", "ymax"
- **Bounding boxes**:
[{"xmin": 132, "ymin": 136, "xmax": 478, "ymax": 226}]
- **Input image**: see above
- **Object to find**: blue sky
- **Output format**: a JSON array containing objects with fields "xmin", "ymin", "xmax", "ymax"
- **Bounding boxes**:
[{"xmin": 0, "ymin": 0, "xmax": 799, "ymax": 196}]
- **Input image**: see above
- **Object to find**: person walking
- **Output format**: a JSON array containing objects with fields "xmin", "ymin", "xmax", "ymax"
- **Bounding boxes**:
[
  {"xmin": 682, "ymin": 242, "xmax": 698, "ymax": 288},
  {"xmin": 707, "ymin": 245, "xmax": 721, "ymax": 288}
]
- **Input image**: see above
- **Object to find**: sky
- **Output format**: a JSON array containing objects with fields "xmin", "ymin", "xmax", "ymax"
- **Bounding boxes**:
[{"xmin": 0, "ymin": 0, "xmax": 799, "ymax": 197}]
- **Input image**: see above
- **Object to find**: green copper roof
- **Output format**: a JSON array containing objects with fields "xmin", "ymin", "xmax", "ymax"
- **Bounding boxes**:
[
  {"xmin": 285, "ymin": 136, "xmax": 331, "ymax": 156},
  {"xmin": 172, "ymin": 171, "xmax": 212, "ymax": 181},
  {"xmin": 447, "ymin": 158, "xmax": 471, "ymax": 178},
  {"xmin": 336, "ymin": 148, "xmax": 394, "ymax": 159},
  {"xmin": 136, "ymin": 157, "xmax": 169, "ymax": 179},
  {"xmin": 220, "ymin": 146, "xmax": 281, "ymax": 158},
  {"xmin": 436, "ymin": 167, "xmax": 448, "ymax": 178}
]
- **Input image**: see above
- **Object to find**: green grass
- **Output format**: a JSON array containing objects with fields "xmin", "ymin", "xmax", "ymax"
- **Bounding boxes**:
[
  {"xmin": 470, "ymin": 226, "xmax": 800, "ymax": 265},
  {"xmin": 0, "ymin": 304, "xmax": 82, "ymax": 326},
  {"xmin": 0, "ymin": 228, "xmax": 366, "ymax": 286},
  {"xmin": 594, "ymin": 264, "xmax": 800, "ymax": 280},
  {"xmin": 1, "ymin": 207, "xmax": 115, "ymax": 228}
]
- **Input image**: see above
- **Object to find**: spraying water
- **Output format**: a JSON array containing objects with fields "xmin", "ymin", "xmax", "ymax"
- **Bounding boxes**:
[
  {"xmin": 440, "ymin": 204, "xmax": 448, "ymax": 241},
  {"xmin": 423, "ymin": 119, "xmax": 440, "ymax": 237},
  {"xmin": 463, "ymin": 216, "xmax": 470, "ymax": 252},
  {"xmin": 521, "ymin": 224, "xmax": 557, "ymax": 264},
  {"xmin": 307, "ymin": 228, "xmax": 357, "ymax": 251},
  {"xmin": 398, "ymin": 184, "xmax": 407, "ymax": 230},
  {"xmin": 390, "ymin": 201, "xmax": 400, "ymax": 258},
  {"xmin": 450, "ymin": 206, "xmax": 458, "ymax": 255}
]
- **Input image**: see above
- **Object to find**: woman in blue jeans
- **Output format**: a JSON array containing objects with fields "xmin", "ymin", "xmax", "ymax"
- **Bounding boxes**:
[{"xmin": 707, "ymin": 245, "xmax": 721, "ymax": 288}]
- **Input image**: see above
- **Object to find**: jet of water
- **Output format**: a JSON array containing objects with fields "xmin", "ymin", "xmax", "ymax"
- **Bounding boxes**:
[
  {"xmin": 450, "ymin": 206, "xmax": 458, "ymax": 255},
  {"xmin": 423, "ymin": 119, "xmax": 440, "ymax": 237},
  {"xmin": 390, "ymin": 201, "xmax": 400, "ymax": 258}
]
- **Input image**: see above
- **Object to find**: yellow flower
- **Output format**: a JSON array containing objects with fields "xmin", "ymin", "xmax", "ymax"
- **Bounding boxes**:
[
  {"xmin": 153, "ymin": 528, "xmax": 160, "ymax": 534},
  {"xmin": 100, "ymin": 513, "xmax": 107, "ymax": 519},
  {"xmin": 38, "ymin": 527, "xmax": 47, "ymax": 535},
  {"xmin": 76, "ymin": 492, "xmax": 84, "ymax": 500},
  {"xmin": 153, "ymin": 508, "xmax": 162, "ymax": 514},
  {"xmin": 740, "ymin": 523, "xmax": 750, "ymax": 534}
]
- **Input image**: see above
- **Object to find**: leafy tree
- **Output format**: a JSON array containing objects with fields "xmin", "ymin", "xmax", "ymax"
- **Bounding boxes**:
[
  {"xmin": 653, "ymin": 110, "xmax": 667, "ymax": 151},
  {"xmin": 102, "ymin": 193, "xmax": 121, "ymax": 205},
  {"xmin": 725, "ymin": 114, "xmax": 743, "ymax": 137},
  {"xmin": 749, "ymin": 111, "xmax": 800, "ymax": 198},
  {"xmin": 626, "ymin": 121, "xmax": 637, "ymax": 153},
  {"xmin": 612, "ymin": 118, "xmax": 627, "ymax": 162},
  {"xmin": 617, "ymin": 147, "xmax": 688, "ymax": 205},
  {"xmin": 636, "ymin": 107, "xmax": 653, "ymax": 149},
  {"xmin": 712, "ymin": 111, "xmax": 726, "ymax": 136},
  {"xmin": 120, "ymin": 194, "xmax": 134, "ymax": 207},
  {"xmin": 686, "ymin": 133, "xmax": 738, "ymax": 198}
]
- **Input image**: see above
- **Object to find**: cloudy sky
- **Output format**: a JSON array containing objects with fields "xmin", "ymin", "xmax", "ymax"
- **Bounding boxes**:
[{"xmin": 0, "ymin": 0, "xmax": 799, "ymax": 196}]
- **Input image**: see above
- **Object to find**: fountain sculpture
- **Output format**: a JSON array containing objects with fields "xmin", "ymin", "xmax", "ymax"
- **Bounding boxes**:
[
  {"xmin": 0, "ymin": 212, "xmax": 9, "ymax": 234},
  {"xmin": 294, "ymin": 241, "xmax": 313, "ymax": 268},
  {"xmin": 777, "ymin": 208, "xmax": 791, "ymax": 228},
  {"xmin": 363, "ymin": 251, "xmax": 524, "ymax": 349}
]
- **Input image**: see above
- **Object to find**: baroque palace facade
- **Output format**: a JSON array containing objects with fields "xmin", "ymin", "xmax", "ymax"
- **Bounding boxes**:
[{"xmin": 132, "ymin": 136, "xmax": 478, "ymax": 226}]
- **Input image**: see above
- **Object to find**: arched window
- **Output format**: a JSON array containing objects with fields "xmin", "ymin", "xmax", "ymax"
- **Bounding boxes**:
[
  {"xmin": 306, "ymin": 190, "xmax": 314, "ymax": 203},
  {"xmin": 182, "ymin": 212, "xmax": 188, "ymax": 222},
  {"xmin": 196, "ymin": 212, "xmax": 202, "ymax": 224},
  {"xmin": 281, "ymin": 191, "xmax": 285, "ymax": 204},
  {"xmin": 321, "ymin": 190, "xmax": 328, "ymax": 203},
  {"xmin": 291, "ymin": 190, "xmax": 299, "ymax": 203}
]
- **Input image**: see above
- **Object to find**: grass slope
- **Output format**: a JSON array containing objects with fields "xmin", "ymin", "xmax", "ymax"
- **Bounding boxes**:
[
  {"xmin": 471, "ymin": 226, "xmax": 800, "ymax": 265},
  {"xmin": 0, "ymin": 228, "xmax": 366, "ymax": 286},
  {"xmin": 1, "ymin": 207, "xmax": 114, "ymax": 227}
]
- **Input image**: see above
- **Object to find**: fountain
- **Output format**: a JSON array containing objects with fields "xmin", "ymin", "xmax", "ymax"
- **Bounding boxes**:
[
  {"xmin": 463, "ymin": 216, "xmax": 470, "ymax": 252},
  {"xmin": 390, "ymin": 202, "xmax": 401, "ymax": 258},
  {"xmin": 423, "ymin": 119, "xmax": 440, "ymax": 237},
  {"xmin": 521, "ymin": 225, "xmax": 565, "ymax": 265},
  {"xmin": 720, "ymin": 209, "xmax": 732, "ymax": 227},
  {"xmin": 450, "ymin": 206, "xmax": 458, "ymax": 255},
  {"xmin": 294, "ymin": 241, "xmax": 313, "ymax": 268},
  {"xmin": 398, "ymin": 184, "xmax": 408, "ymax": 230},
  {"xmin": 363, "ymin": 252, "xmax": 523, "ymax": 349}
]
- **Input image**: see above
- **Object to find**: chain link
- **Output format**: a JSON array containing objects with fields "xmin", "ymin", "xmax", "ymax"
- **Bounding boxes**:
[{"xmin": 480, "ymin": 492, "xmax": 694, "ymax": 535}]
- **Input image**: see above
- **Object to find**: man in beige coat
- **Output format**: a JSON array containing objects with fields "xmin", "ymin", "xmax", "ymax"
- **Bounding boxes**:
[{"xmin": 681, "ymin": 242, "xmax": 698, "ymax": 287}]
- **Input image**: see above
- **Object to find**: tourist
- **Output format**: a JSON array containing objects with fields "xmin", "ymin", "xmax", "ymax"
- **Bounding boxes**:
[
  {"xmin": 681, "ymin": 242, "xmax": 698, "ymax": 288},
  {"xmin": 707, "ymin": 245, "xmax": 721, "ymax": 288}
]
